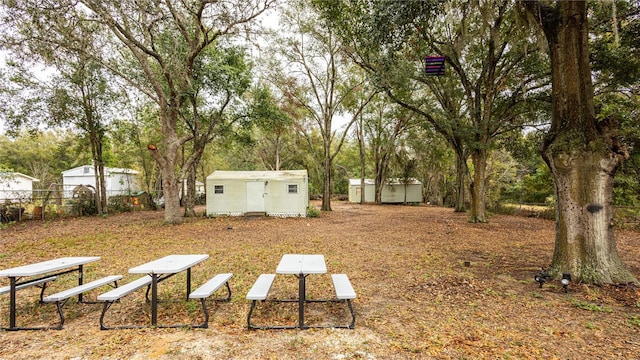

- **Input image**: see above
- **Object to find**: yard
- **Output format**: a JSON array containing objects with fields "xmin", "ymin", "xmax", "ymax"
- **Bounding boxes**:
[{"xmin": 0, "ymin": 201, "xmax": 639, "ymax": 359}]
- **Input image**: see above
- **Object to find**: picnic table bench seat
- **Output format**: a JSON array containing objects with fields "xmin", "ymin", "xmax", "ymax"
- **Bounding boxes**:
[
  {"xmin": 189, "ymin": 273, "xmax": 233, "ymax": 328},
  {"xmin": 331, "ymin": 274, "xmax": 356, "ymax": 329},
  {"xmin": 0, "ymin": 276, "xmax": 57, "ymax": 302},
  {"xmin": 42, "ymin": 275, "xmax": 122, "ymax": 329},
  {"xmin": 247, "ymin": 274, "xmax": 275, "ymax": 301},
  {"xmin": 246, "ymin": 274, "xmax": 276, "ymax": 329},
  {"xmin": 96, "ymin": 275, "xmax": 153, "ymax": 330}
]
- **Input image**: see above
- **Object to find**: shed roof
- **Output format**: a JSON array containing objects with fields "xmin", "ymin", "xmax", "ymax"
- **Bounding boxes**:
[
  {"xmin": 62, "ymin": 165, "xmax": 140, "ymax": 176},
  {"xmin": 207, "ymin": 170, "xmax": 307, "ymax": 181},
  {"xmin": 0, "ymin": 172, "xmax": 40, "ymax": 182},
  {"xmin": 349, "ymin": 178, "xmax": 421, "ymax": 186}
]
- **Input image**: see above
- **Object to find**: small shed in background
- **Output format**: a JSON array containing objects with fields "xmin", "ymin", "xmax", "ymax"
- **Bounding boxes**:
[
  {"xmin": 206, "ymin": 170, "xmax": 308, "ymax": 217},
  {"xmin": 0, "ymin": 172, "xmax": 40, "ymax": 201},
  {"xmin": 62, "ymin": 165, "xmax": 141, "ymax": 198},
  {"xmin": 348, "ymin": 178, "xmax": 423, "ymax": 204}
]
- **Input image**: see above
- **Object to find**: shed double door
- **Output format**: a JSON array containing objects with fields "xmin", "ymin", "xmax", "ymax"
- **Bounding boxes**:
[{"xmin": 246, "ymin": 181, "xmax": 265, "ymax": 212}]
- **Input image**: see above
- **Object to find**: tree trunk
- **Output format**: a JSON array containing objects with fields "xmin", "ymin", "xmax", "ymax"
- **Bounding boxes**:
[
  {"xmin": 374, "ymin": 152, "xmax": 389, "ymax": 204},
  {"xmin": 469, "ymin": 148, "xmax": 488, "ymax": 223},
  {"xmin": 545, "ymin": 148, "xmax": 634, "ymax": 283},
  {"xmin": 525, "ymin": 0, "xmax": 636, "ymax": 284},
  {"xmin": 453, "ymin": 147, "xmax": 467, "ymax": 212},
  {"xmin": 357, "ymin": 121, "xmax": 366, "ymax": 204},
  {"xmin": 183, "ymin": 166, "xmax": 197, "ymax": 218},
  {"xmin": 149, "ymin": 110, "xmax": 183, "ymax": 225},
  {"xmin": 163, "ymin": 174, "xmax": 182, "ymax": 225},
  {"xmin": 321, "ymin": 154, "xmax": 332, "ymax": 211},
  {"xmin": 95, "ymin": 160, "xmax": 107, "ymax": 215},
  {"xmin": 89, "ymin": 129, "xmax": 107, "ymax": 215}
]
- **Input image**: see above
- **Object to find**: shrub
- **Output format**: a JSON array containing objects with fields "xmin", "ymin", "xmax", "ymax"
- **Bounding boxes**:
[
  {"xmin": 306, "ymin": 206, "xmax": 320, "ymax": 218},
  {"xmin": 107, "ymin": 195, "xmax": 132, "ymax": 213}
]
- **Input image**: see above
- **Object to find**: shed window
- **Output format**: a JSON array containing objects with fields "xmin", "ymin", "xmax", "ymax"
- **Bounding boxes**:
[
  {"xmin": 214, "ymin": 185, "xmax": 224, "ymax": 194},
  {"xmin": 288, "ymin": 184, "xmax": 298, "ymax": 194}
]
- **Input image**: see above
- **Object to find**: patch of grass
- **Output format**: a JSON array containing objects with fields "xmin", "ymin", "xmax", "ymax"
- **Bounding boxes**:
[
  {"xmin": 531, "ymin": 291, "xmax": 544, "ymax": 299},
  {"xmin": 184, "ymin": 300, "xmax": 200, "ymax": 314},
  {"xmin": 585, "ymin": 321, "xmax": 598, "ymax": 330},
  {"xmin": 570, "ymin": 298, "xmax": 613, "ymax": 313},
  {"xmin": 629, "ymin": 315, "xmax": 640, "ymax": 328},
  {"xmin": 484, "ymin": 288, "xmax": 500, "ymax": 297},
  {"xmin": 287, "ymin": 336, "xmax": 306, "ymax": 350},
  {"xmin": 0, "ymin": 221, "xmax": 16, "ymax": 229}
]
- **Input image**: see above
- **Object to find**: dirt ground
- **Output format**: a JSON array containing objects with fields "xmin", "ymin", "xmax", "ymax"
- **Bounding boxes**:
[{"xmin": 0, "ymin": 201, "xmax": 639, "ymax": 359}]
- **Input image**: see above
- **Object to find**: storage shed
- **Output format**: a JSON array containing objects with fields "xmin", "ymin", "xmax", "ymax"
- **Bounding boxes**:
[
  {"xmin": 0, "ymin": 172, "xmax": 40, "ymax": 201},
  {"xmin": 206, "ymin": 170, "xmax": 308, "ymax": 217},
  {"xmin": 348, "ymin": 178, "xmax": 423, "ymax": 204},
  {"xmin": 62, "ymin": 165, "xmax": 141, "ymax": 198}
]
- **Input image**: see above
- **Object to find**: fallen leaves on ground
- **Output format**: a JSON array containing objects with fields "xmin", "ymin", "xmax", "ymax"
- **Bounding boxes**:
[{"xmin": 0, "ymin": 201, "xmax": 639, "ymax": 359}]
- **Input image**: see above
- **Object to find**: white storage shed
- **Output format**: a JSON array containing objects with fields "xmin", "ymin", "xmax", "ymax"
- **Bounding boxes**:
[
  {"xmin": 348, "ymin": 178, "xmax": 423, "ymax": 204},
  {"xmin": 206, "ymin": 170, "xmax": 308, "ymax": 217},
  {"xmin": 62, "ymin": 165, "xmax": 141, "ymax": 198},
  {"xmin": 0, "ymin": 172, "xmax": 40, "ymax": 201}
]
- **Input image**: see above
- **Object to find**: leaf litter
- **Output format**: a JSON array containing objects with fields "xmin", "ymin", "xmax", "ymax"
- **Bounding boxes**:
[{"xmin": 0, "ymin": 201, "xmax": 638, "ymax": 359}]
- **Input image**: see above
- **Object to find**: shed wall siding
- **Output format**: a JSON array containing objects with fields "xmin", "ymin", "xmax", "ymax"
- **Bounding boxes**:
[
  {"xmin": 348, "ymin": 183, "xmax": 376, "ymax": 203},
  {"xmin": 62, "ymin": 166, "xmax": 141, "ymax": 197},
  {"xmin": 0, "ymin": 176, "xmax": 34, "ymax": 201},
  {"xmin": 207, "ymin": 180, "xmax": 247, "ymax": 215},
  {"xmin": 206, "ymin": 171, "xmax": 308, "ymax": 217},
  {"xmin": 348, "ymin": 181, "xmax": 422, "ymax": 204}
]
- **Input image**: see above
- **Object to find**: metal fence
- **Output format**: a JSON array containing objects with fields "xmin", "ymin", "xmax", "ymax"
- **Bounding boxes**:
[{"xmin": 0, "ymin": 186, "xmax": 153, "ymax": 222}]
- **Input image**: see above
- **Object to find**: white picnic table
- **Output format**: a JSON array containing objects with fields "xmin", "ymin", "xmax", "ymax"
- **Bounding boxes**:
[
  {"xmin": 276, "ymin": 254, "xmax": 327, "ymax": 328},
  {"xmin": 0, "ymin": 256, "xmax": 100, "ymax": 330},
  {"xmin": 128, "ymin": 254, "xmax": 209, "ymax": 326}
]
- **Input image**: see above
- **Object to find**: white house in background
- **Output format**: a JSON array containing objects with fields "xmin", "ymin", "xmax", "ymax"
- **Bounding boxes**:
[
  {"xmin": 0, "ymin": 172, "xmax": 40, "ymax": 202},
  {"xmin": 206, "ymin": 170, "xmax": 308, "ymax": 217},
  {"xmin": 181, "ymin": 180, "xmax": 205, "ymax": 197},
  {"xmin": 348, "ymin": 178, "xmax": 423, "ymax": 204},
  {"xmin": 61, "ymin": 165, "xmax": 141, "ymax": 197}
]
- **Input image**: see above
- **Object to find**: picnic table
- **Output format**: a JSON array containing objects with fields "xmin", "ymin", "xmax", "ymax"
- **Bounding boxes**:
[
  {"xmin": 247, "ymin": 254, "xmax": 356, "ymax": 329},
  {"xmin": 276, "ymin": 254, "xmax": 327, "ymax": 328},
  {"xmin": 0, "ymin": 256, "xmax": 100, "ymax": 330},
  {"xmin": 128, "ymin": 254, "xmax": 209, "ymax": 326}
]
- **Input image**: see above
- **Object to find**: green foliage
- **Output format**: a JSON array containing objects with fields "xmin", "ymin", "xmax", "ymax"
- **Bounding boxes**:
[
  {"xmin": 590, "ymin": 1, "xmax": 640, "ymax": 89},
  {"xmin": 570, "ymin": 298, "xmax": 613, "ymax": 313},
  {"xmin": 107, "ymin": 195, "xmax": 133, "ymax": 213},
  {"xmin": 516, "ymin": 163, "xmax": 553, "ymax": 204},
  {"xmin": 70, "ymin": 198, "xmax": 98, "ymax": 216},
  {"xmin": 0, "ymin": 131, "xmax": 86, "ymax": 188},
  {"xmin": 306, "ymin": 206, "xmax": 320, "ymax": 218}
]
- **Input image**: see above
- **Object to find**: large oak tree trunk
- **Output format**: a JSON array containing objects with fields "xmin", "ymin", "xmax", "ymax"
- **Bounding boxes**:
[
  {"xmin": 525, "ymin": 0, "xmax": 636, "ymax": 284},
  {"xmin": 453, "ymin": 148, "xmax": 467, "ymax": 213},
  {"xmin": 545, "ymin": 149, "xmax": 633, "ymax": 283},
  {"xmin": 469, "ymin": 148, "xmax": 487, "ymax": 223},
  {"xmin": 149, "ymin": 109, "xmax": 184, "ymax": 225}
]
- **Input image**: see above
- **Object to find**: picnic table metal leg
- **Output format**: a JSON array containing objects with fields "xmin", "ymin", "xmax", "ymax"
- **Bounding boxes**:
[
  {"xmin": 298, "ymin": 273, "xmax": 305, "ymax": 329},
  {"xmin": 151, "ymin": 273, "xmax": 158, "ymax": 326},
  {"xmin": 9, "ymin": 277, "xmax": 16, "ymax": 330},
  {"xmin": 186, "ymin": 268, "xmax": 191, "ymax": 301},
  {"xmin": 78, "ymin": 265, "xmax": 84, "ymax": 303}
]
